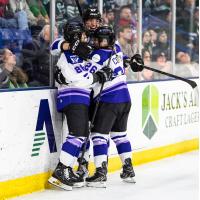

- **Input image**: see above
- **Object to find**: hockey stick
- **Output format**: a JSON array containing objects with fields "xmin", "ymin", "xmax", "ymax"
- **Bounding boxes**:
[
  {"xmin": 74, "ymin": 0, "xmax": 83, "ymax": 17},
  {"xmin": 142, "ymin": 65, "xmax": 197, "ymax": 89}
]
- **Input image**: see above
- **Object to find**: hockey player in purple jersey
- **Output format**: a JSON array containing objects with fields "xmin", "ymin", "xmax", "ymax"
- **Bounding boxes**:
[
  {"xmin": 75, "ymin": 8, "xmax": 145, "ymax": 181},
  {"xmin": 48, "ymin": 21, "xmax": 112, "ymax": 191},
  {"xmin": 85, "ymin": 25, "xmax": 144, "ymax": 187},
  {"xmin": 49, "ymin": 6, "xmax": 105, "ymax": 179},
  {"xmin": 49, "ymin": 7, "xmax": 103, "ymax": 182}
]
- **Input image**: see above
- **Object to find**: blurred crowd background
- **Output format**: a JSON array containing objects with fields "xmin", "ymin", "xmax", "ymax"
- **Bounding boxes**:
[{"xmin": 0, "ymin": 0, "xmax": 199, "ymax": 88}]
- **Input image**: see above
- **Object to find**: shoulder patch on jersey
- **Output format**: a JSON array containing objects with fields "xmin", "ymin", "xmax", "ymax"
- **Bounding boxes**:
[
  {"xmin": 112, "ymin": 54, "xmax": 123, "ymax": 65},
  {"xmin": 70, "ymin": 55, "xmax": 80, "ymax": 63},
  {"xmin": 64, "ymin": 51, "xmax": 83, "ymax": 64},
  {"xmin": 90, "ymin": 49, "xmax": 111, "ymax": 65},
  {"xmin": 92, "ymin": 54, "xmax": 101, "ymax": 63}
]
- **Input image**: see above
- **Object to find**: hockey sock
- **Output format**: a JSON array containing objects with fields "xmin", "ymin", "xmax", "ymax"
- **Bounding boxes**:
[
  {"xmin": 60, "ymin": 135, "xmax": 85, "ymax": 167},
  {"xmin": 91, "ymin": 133, "xmax": 109, "ymax": 168},
  {"xmin": 110, "ymin": 132, "xmax": 132, "ymax": 164}
]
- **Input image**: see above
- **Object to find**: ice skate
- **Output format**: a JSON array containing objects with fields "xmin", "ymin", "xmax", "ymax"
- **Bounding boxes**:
[
  {"xmin": 48, "ymin": 162, "xmax": 85, "ymax": 190},
  {"xmin": 70, "ymin": 168, "xmax": 85, "ymax": 188},
  {"xmin": 86, "ymin": 161, "xmax": 107, "ymax": 188},
  {"xmin": 48, "ymin": 162, "xmax": 73, "ymax": 191},
  {"xmin": 120, "ymin": 158, "xmax": 136, "ymax": 183}
]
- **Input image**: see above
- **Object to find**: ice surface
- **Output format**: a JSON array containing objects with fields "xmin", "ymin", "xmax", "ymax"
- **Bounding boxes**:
[{"xmin": 12, "ymin": 151, "xmax": 199, "ymax": 200}]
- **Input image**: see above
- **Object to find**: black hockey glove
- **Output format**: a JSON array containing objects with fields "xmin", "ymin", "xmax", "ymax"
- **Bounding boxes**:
[
  {"xmin": 54, "ymin": 66, "xmax": 68, "ymax": 85},
  {"xmin": 93, "ymin": 67, "xmax": 113, "ymax": 84},
  {"xmin": 130, "ymin": 54, "xmax": 144, "ymax": 72},
  {"xmin": 70, "ymin": 40, "xmax": 93, "ymax": 60}
]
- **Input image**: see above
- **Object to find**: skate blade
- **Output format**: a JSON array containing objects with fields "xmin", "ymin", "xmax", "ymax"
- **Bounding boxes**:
[
  {"xmin": 122, "ymin": 177, "xmax": 136, "ymax": 183},
  {"xmin": 48, "ymin": 177, "xmax": 73, "ymax": 191},
  {"xmin": 73, "ymin": 182, "xmax": 85, "ymax": 188},
  {"xmin": 86, "ymin": 181, "xmax": 106, "ymax": 188}
]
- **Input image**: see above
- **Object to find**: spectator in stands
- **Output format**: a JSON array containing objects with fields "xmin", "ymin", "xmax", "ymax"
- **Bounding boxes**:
[
  {"xmin": 139, "ymin": 49, "xmax": 154, "ymax": 81},
  {"xmin": 103, "ymin": 6, "xmax": 115, "ymax": 28},
  {"xmin": 148, "ymin": 28, "xmax": 158, "ymax": 47},
  {"xmin": 117, "ymin": 25, "xmax": 137, "ymax": 82},
  {"xmin": 152, "ymin": 29, "xmax": 170, "ymax": 60},
  {"xmin": 26, "ymin": 0, "xmax": 49, "ymax": 24},
  {"xmin": 9, "ymin": 0, "xmax": 38, "ymax": 28},
  {"xmin": 117, "ymin": 25, "xmax": 135, "ymax": 57},
  {"xmin": 117, "ymin": 5, "xmax": 137, "ymax": 29},
  {"xmin": 175, "ymin": 51, "xmax": 199, "ymax": 77},
  {"xmin": 142, "ymin": 30, "xmax": 153, "ymax": 54},
  {"xmin": 22, "ymin": 24, "xmax": 58, "ymax": 86},
  {"xmin": 116, "ymin": 5, "xmax": 138, "ymax": 51},
  {"xmin": 153, "ymin": 50, "xmax": 172, "ymax": 80},
  {"xmin": 142, "ymin": 49, "xmax": 152, "ymax": 67},
  {"xmin": 0, "ymin": 0, "xmax": 17, "ymax": 28},
  {"xmin": 0, "ymin": 48, "xmax": 28, "ymax": 88}
]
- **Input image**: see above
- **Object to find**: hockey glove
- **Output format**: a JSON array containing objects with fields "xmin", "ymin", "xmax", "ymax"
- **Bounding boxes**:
[
  {"xmin": 70, "ymin": 40, "xmax": 93, "ymax": 60},
  {"xmin": 54, "ymin": 66, "xmax": 68, "ymax": 85},
  {"xmin": 93, "ymin": 67, "xmax": 113, "ymax": 84},
  {"xmin": 130, "ymin": 54, "xmax": 144, "ymax": 72}
]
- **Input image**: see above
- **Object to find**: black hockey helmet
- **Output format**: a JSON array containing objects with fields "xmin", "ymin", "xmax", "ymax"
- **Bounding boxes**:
[
  {"xmin": 83, "ymin": 7, "xmax": 102, "ymax": 22},
  {"xmin": 93, "ymin": 25, "xmax": 115, "ymax": 48},
  {"xmin": 63, "ymin": 21, "xmax": 85, "ymax": 42}
]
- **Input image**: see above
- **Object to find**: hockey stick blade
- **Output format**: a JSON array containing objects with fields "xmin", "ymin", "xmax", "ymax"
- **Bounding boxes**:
[{"xmin": 143, "ymin": 65, "xmax": 197, "ymax": 89}]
